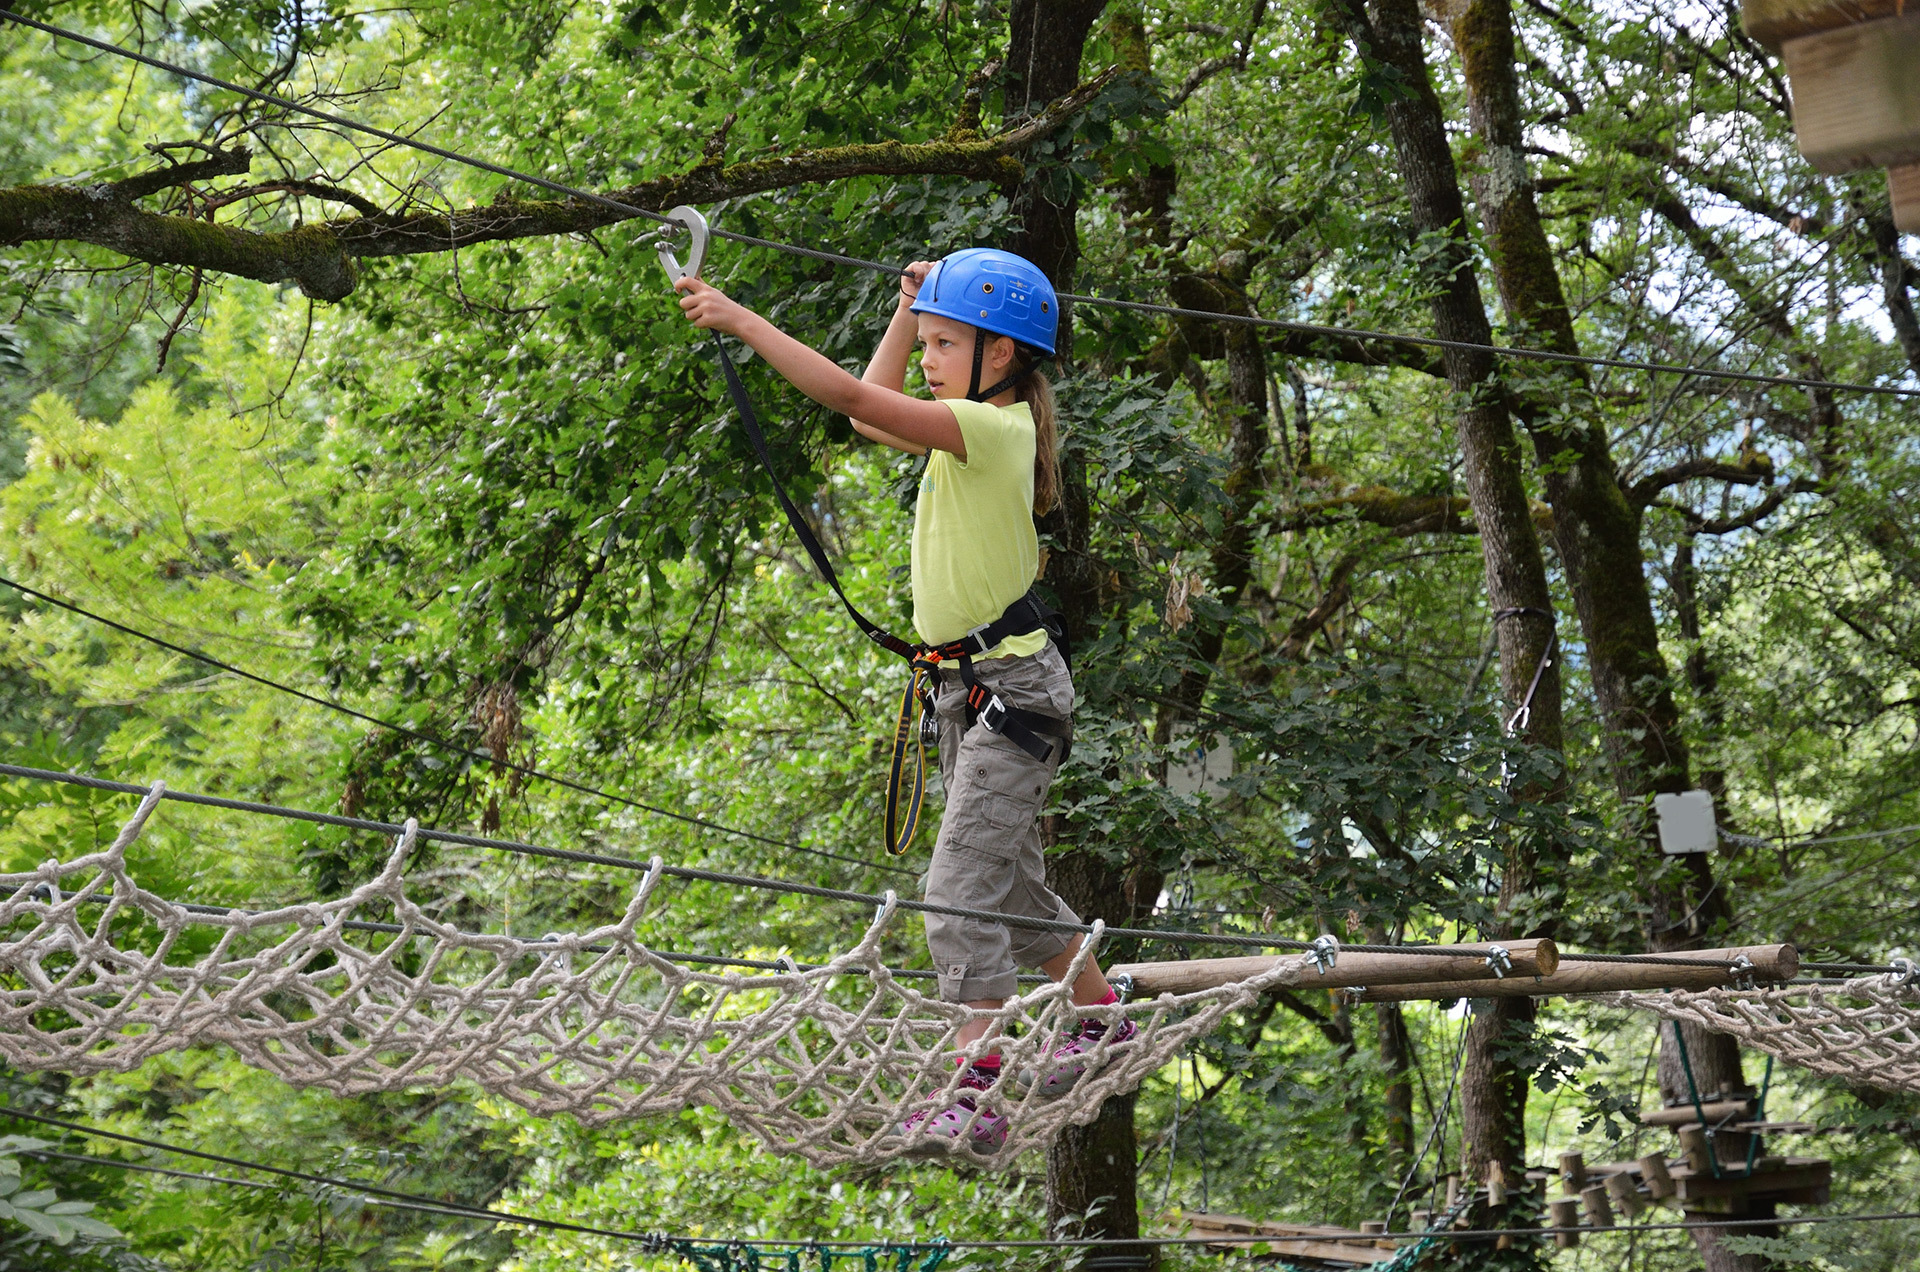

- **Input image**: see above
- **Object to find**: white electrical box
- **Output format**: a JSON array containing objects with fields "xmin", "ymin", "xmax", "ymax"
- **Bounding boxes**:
[
  {"xmin": 1168, "ymin": 731, "xmax": 1234, "ymax": 799},
  {"xmin": 1654, "ymin": 790, "xmax": 1719, "ymax": 855}
]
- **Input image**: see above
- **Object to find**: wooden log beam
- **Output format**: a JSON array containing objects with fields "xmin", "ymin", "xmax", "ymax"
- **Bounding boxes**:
[
  {"xmin": 1108, "ymin": 939, "xmax": 1557, "ymax": 997},
  {"xmin": 1639, "ymin": 1099, "xmax": 1754, "ymax": 1128},
  {"xmin": 1344, "ymin": 944, "xmax": 1797, "ymax": 1003}
]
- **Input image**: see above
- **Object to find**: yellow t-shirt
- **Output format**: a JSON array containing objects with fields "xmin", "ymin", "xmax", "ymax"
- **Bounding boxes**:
[{"xmin": 911, "ymin": 398, "xmax": 1049, "ymax": 660}]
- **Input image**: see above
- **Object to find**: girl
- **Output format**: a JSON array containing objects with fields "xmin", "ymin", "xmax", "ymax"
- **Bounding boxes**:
[{"xmin": 675, "ymin": 248, "xmax": 1135, "ymax": 1153}]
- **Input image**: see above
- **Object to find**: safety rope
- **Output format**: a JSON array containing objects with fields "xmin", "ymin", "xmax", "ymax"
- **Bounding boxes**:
[
  {"xmin": 704, "ymin": 336, "xmax": 937, "ymax": 857},
  {"xmin": 3, "ymin": 10, "xmax": 1917, "ymax": 402},
  {"xmin": 1669, "ymin": 1020, "xmax": 1723, "ymax": 1179}
]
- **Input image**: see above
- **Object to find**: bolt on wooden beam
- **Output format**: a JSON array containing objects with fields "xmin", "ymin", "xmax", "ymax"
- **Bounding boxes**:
[
  {"xmin": 1108, "ymin": 939, "xmax": 1557, "ymax": 997},
  {"xmin": 1345, "ymin": 945, "xmax": 1797, "ymax": 1003}
]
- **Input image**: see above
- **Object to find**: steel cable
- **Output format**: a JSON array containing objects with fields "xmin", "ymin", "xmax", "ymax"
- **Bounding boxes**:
[
  {"xmin": 2, "ymin": 10, "xmax": 1917, "ymax": 401},
  {"xmin": 0, "ymin": 574, "xmax": 916, "ymax": 881},
  {"xmin": 2, "ymin": 759, "xmax": 1896, "ymax": 971},
  {"xmin": 8, "ymin": 1107, "xmax": 1920, "ymax": 1250}
]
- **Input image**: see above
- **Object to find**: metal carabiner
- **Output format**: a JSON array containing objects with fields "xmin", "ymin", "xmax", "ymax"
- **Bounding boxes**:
[{"xmin": 656, "ymin": 203, "xmax": 710, "ymax": 286}]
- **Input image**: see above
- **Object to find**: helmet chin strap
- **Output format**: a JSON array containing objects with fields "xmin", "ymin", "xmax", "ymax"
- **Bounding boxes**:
[{"xmin": 965, "ymin": 329, "xmax": 1030, "ymax": 403}]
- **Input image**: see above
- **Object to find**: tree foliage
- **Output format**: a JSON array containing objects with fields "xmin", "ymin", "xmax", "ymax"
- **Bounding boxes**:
[{"xmin": 2, "ymin": 0, "xmax": 1919, "ymax": 1267}]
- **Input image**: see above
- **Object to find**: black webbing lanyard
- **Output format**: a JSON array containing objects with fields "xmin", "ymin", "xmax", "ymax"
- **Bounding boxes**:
[
  {"xmin": 710, "ymin": 337, "xmax": 1069, "ymax": 856},
  {"xmin": 711, "ymin": 337, "xmax": 946, "ymax": 856},
  {"xmin": 667, "ymin": 205, "xmax": 1062, "ymax": 857}
]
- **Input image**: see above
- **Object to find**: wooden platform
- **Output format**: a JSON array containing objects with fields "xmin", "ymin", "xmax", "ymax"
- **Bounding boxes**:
[
  {"xmin": 1175, "ymin": 1212, "xmax": 1404, "ymax": 1266},
  {"xmin": 1527, "ymin": 1156, "xmax": 1831, "ymax": 1213}
]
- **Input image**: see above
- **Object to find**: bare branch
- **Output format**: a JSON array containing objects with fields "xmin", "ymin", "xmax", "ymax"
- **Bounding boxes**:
[
  {"xmin": 1626, "ymin": 453, "xmax": 1776, "ymax": 508},
  {"xmin": 199, "ymin": 180, "xmax": 386, "ymax": 218},
  {"xmin": 1272, "ymin": 484, "xmax": 1552, "ymax": 535},
  {"xmin": 1169, "ymin": 0, "xmax": 1269, "ymax": 107}
]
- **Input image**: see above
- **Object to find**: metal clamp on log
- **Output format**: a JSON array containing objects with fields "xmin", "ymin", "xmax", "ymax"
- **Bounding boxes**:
[
  {"xmin": 1309, "ymin": 934, "xmax": 1340, "ymax": 974},
  {"xmin": 1486, "ymin": 945, "xmax": 1513, "ymax": 979}
]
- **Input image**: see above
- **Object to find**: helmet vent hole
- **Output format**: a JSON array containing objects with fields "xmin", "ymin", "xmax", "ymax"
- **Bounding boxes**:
[{"xmin": 981, "ymin": 282, "xmax": 994, "ymax": 293}]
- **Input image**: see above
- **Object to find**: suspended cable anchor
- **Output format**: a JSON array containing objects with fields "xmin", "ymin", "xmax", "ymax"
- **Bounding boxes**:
[
  {"xmin": 1728, "ymin": 953, "xmax": 1757, "ymax": 990},
  {"xmin": 1485, "ymin": 945, "xmax": 1513, "ymax": 979},
  {"xmin": 1889, "ymin": 956, "xmax": 1918, "ymax": 988},
  {"xmin": 1109, "ymin": 972, "xmax": 1135, "ymax": 1003},
  {"xmin": 1309, "ymin": 934, "xmax": 1339, "ymax": 974},
  {"xmin": 656, "ymin": 204, "xmax": 709, "ymax": 285}
]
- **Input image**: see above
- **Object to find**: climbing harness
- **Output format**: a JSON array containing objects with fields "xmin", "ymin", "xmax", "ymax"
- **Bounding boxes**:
[{"xmin": 661, "ymin": 208, "xmax": 1071, "ymax": 856}]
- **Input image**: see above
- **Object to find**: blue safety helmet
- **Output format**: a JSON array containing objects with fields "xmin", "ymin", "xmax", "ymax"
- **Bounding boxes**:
[{"xmin": 910, "ymin": 249, "xmax": 1058, "ymax": 407}]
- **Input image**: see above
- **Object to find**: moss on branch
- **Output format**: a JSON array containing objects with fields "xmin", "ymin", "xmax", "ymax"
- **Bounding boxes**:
[{"xmin": 0, "ymin": 71, "xmax": 1122, "ymax": 299}]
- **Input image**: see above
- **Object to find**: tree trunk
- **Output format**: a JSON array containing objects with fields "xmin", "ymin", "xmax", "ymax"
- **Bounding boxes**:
[
  {"xmin": 1008, "ymin": 3, "xmax": 1157, "ymax": 1265},
  {"xmin": 1445, "ymin": 2, "xmax": 1757, "ymax": 1259},
  {"xmin": 1376, "ymin": 1005, "xmax": 1415, "ymax": 1177},
  {"xmin": 1336, "ymin": 0, "xmax": 1564, "ymax": 1245}
]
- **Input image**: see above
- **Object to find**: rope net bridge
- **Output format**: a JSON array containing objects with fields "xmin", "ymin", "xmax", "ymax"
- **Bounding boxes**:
[
  {"xmin": 0, "ymin": 785, "xmax": 1292, "ymax": 1169},
  {"xmin": 3, "ymin": 782, "xmax": 1917, "ymax": 1170},
  {"xmin": 1620, "ymin": 980, "xmax": 1920, "ymax": 1096}
]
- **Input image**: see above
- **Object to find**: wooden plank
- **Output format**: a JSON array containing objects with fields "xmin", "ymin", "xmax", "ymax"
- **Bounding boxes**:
[
  {"xmin": 1784, "ymin": 13, "xmax": 1920, "ymax": 173},
  {"xmin": 1892, "ymin": 162, "xmax": 1920, "ymax": 235},
  {"xmin": 1346, "ymin": 945, "xmax": 1797, "ymax": 1003},
  {"xmin": 1743, "ymin": 0, "xmax": 1904, "ymax": 47},
  {"xmin": 1672, "ymin": 1158, "xmax": 1832, "ymax": 1204},
  {"xmin": 1111, "ymin": 939, "xmax": 1557, "ymax": 997},
  {"xmin": 1177, "ymin": 1212, "xmax": 1402, "ymax": 1265}
]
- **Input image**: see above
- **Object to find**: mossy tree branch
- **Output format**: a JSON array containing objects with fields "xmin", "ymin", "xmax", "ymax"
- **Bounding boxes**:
[{"xmin": 0, "ymin": 73, "xmax": 1119, "ymax": 303}]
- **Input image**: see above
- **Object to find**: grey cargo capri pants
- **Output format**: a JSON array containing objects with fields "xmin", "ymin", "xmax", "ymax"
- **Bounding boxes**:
[{"xmin": 924, "ymin": 641, "xmax": 1080, "ymax": 1002}]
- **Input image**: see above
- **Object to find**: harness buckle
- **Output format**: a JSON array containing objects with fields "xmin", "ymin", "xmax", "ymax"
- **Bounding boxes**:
[
  {"xmin": 960, "ymin": 619, "xmax": 997, "ymax": 657},
  {"xmin": 977, "ymin": 693, "xmax": 1009, "ymax": 735}
]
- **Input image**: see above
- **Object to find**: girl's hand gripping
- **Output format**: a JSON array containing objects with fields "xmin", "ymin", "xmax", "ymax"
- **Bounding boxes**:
[
  {"xmin": 898, "ymin": 260, "xmax": 935, "ymax": 308},
  {"xmin": 675, "ymin": 276, "xmax": 750, "ymax": 335}
]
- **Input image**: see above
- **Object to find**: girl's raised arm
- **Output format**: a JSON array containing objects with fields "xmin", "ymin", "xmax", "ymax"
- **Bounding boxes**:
[
  {"xmin": 675, "ymin": 276, "xmax": 966, "ymax": 460},
  {"xmin": 848, "ymin": 262, "xmax": 934, "ymax": 453}
]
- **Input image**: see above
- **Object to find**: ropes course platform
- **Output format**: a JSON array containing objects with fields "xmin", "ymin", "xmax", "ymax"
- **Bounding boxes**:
[{"xmin": 1176, "ymin": 1212, "xmax": 1408, "ymax": 1266}]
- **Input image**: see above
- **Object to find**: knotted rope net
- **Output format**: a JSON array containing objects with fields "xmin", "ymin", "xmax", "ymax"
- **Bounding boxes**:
[
  {"xmin": 1619, "ymin": 978, "xmax": 1920, "ymax": 1094},
  {"xmin": 0, "ymin": 785, "xmax": 1287, "ymax": 1168}
]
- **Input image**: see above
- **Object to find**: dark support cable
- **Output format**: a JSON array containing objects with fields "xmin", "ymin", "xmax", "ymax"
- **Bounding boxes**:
[
  {"xmin": 0, "ymin": 10, "xmax": 1916, "ymax": 401},
  {"xmin": 0, "ymin": 575, "xmax": 916, "ymax": 882},
  {"xmin": 5, "ymin": 760, "xmax": 1863, "ymax": 965},
  {"xmin": 5, "ymin": 1106, "xmax": 1920, "ymax": 1249},
  {"xmin": 1671, "ymin": 1020, "xmax": 1722, "ymax": 1179}
]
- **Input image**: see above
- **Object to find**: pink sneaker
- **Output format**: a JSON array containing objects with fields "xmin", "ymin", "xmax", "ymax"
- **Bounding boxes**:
[
  {"xmin": 1035, "ymin": 1018, "xmax": 1138, "ymax": 1098},
  {"xmin": 893, "ymin": 1066, "xmax": 1008, "ymax": 1155}
]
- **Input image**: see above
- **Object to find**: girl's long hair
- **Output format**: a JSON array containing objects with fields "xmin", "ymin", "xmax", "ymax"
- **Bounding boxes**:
[{"xmin": 1017, "ymin": 359, "xmax": 1060, "ymax": 517}]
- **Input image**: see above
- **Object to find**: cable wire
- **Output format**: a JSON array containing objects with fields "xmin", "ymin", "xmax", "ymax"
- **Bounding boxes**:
[
  {"xmin": 0, "ymin": 574, "xmax": 915, "ymax": 881},
  {"xmin": 51, "ymin": 882, "xmax": 1050, "ymax": 984},
  {"xmin": 8, "ymin": 1107, "xmax": 1920, "ymax": 1250},
  {"xmin": 4, "ymin": 760, "xmax": 1897, "ymax": 970},
  {"xmin": 4, "ymin": 10, "xmax": 1918, "ymax": 401}
]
